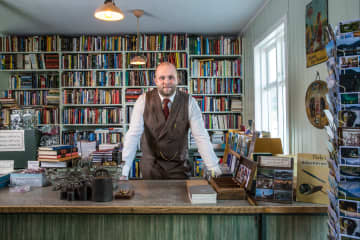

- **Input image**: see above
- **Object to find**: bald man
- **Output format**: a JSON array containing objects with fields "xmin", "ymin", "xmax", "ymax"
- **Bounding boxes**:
[{"xmin": 121, "ymin": 62, "xmax": 221, "ymax": 179}]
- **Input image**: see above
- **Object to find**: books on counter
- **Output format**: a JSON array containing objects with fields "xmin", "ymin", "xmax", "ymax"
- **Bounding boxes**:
[
  {"xmin": 38, "ymin": 154, "xmax": 79, "ymax": 162},
  {"xmin": 38, "ymin": 144, "xmax": 76, "ymax": 151},
  {"xmin": 186, "ymin": 180, "xmax": 217, "ymax": 204}
]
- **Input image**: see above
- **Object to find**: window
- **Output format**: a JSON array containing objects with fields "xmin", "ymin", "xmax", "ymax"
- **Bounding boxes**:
[{"xmin": 254, "ymin": 21, "xmax": 288, "ymax": 153}]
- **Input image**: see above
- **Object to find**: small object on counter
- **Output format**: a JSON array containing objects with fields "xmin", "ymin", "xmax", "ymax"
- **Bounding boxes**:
[
  {"xmin": 9, "ymin": 185, "xmax": 31, "ymax": 193},
  {"xmin": 92, "ymin": 169, "xmax": 113, "ymax": 202},
  {"xmin": 114, "ymin": 182, "xmax": 134, "ymax": 199},
  {"xmin": 10, "ymin": 169, "xmax": 48, "ymax": 187}
]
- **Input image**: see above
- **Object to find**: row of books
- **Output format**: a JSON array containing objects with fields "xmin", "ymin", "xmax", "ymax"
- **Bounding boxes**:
[
  {"xmin": 61, "ymin": 36, "xmax": 123, "ymax": 52},
  {"xmin": 194, "ymin": 96, "xmax": 242, "ymax": 112},
  {"xmin": 0, "ymin": 54, "xmax": 59, "ymax": 69},
  {"xmin": 124, "ymin": 34, "xmax": 187, "ymax": 51},
  {"xmin": 125, "ymin": 52, "xmax": 188, "ymax": 69},
  {"xmin": 189, "ymin": 36, "xmax": 241, "ymax": 55},
  {"xmin": 124, "ymin": 70, "xmax": 187, "ymax": 86},
  {"xmin": 0, "ymin": 34, "xmax": 188, "ymax": 52},
  {"xmin": 202, "ymin": 113, "xmax": 242, "ymax": 130},
  {"xmin": 61, "ymin": 53, "xmax": 122, "ymax": 69},
  {"xmin": 3, "ymin": 90, "xmax": 55, "ymax": 106},
  {"xmin": 324, "ymin": 19, "xmax": 360, "ymax": 240},
  {"xmin": 61, "ymin": 71, "xmax": 122, "ymax": 87},
  {"xmin": 9, "ymin": 74, "xmax": 59, "ymax": 89},
  {"xmin": 63, "ymin": 89, "xmax": 121, "ymax": 105},
  {"xmin": 190, "ymin": 78, "xmax": 242, "ymax": 94},
  {"xmin": 0, "ymin": 35, "xmax": 59, "ymax": 52},
  {"xmin": 62, "ymin": 107, "xmax": 123, "ymax": 124},
  {"xmin": 45, "ymin": 89, "xmax": 60, "ymax": 105},
  {"xmin": 36, "ymin": 107, "xmax": 59, "ymax": 124},
  {"xmin": 129, "ymin": 159, "xmax": 142, "ymax": 179},
  {"xmin": 125, "ymin": 89, "xmax": 142, "ymax": 103},
  {"xmin": 62, "ymin": 128, "xmax": 123, "ymax": 146},
  {"xmin": 190, "ymin": 59, "xmax": 241, "ymax": 77}
]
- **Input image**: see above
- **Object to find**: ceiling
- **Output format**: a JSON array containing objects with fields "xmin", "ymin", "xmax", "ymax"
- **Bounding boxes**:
[{"xmin": 0, "ymin": 0, "xmax": 266, "ymax": 35}]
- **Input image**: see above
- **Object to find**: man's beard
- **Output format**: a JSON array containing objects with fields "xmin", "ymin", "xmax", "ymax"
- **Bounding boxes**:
[{"xmin": 158, "ymin": 86, "xmax": 176, "ymax": 97}]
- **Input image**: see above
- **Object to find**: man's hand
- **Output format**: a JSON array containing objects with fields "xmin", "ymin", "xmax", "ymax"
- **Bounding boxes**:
[
  {"xmin": 206, "ymin": 166, "xmax": 222, "ymax": 178},
  {"xmin": 119, "ymin": 175, "xmax": 129, "ymax": 181}
]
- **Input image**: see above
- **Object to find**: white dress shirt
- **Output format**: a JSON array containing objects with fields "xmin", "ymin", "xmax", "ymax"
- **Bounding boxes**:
[{"xmin": 121, "ymin": 90, "xmax": 221, "ymax": 177}]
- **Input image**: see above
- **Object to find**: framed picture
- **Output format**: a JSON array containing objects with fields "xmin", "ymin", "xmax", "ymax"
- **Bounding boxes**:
[
  {"xmin": 305, "ymin": 0, "xmax": 328, "ymax": 67},
  {"xmin": 234, "ymin": 156, "xmax": 257, "ymax": 191}
]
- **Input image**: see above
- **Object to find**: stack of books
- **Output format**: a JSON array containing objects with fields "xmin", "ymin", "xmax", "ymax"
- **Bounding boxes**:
[
  {"xmin": 45, "ymin": 89, "xmax": 60, "ymax": 105},
  {"xmin": 186, "ymin": 180, "xmax": 217, "ymax": 204},
  {"xmin": 38, "ymin": 145, "xmax": 78, "ymax": 168}
]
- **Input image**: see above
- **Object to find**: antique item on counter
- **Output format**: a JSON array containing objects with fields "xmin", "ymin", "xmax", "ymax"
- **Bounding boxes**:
[
  {"xmin": 209, "ymin": 155, "xmax": 257, "ymax": 200},
  {"xmin": 114, "ymin": 182, "xmax": 135, "ymax": 199},
  {"xmin": 92, "ymin": 169, "xmax": 113, "ymax": 202},
  {"xmin": 255, "ymin": 156, "xmax": 294, "ymax": 203}
]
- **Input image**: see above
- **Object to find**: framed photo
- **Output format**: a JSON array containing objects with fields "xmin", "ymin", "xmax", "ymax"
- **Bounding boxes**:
[{"xmin": 234, "ymin": 156, "xmax": 257, "ymax": 191}]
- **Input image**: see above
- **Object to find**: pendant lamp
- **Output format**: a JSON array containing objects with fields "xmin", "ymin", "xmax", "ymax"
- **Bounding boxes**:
[
  {"xmin": 94, "ymin": 0, "xmax": 125, "ymax": 22},
  {"xmin": 130, "ymin": 9, "xmax": 146, "ymax": 65}
]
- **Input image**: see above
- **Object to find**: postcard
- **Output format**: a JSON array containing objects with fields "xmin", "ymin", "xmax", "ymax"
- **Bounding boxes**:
[
  {"xmin": 340, "ymin": 216, "xmax": 360, "ymax": 238},
  {"xmin": 339, "ymin": 199, "xmax": 360, "ymax": 218},
  {"xmin": 256, "ymin": 177, "xmax": 273, "ymax": 189},
  {"xmin": 341, "ymin": 128, "xmax": 360, "ymax": 146},
  {"xmin": 255, "ymin": 188, "xmax": 274, "ymax": 200},
  {"xmin": 274, "ymin": 190, "xmax": 292, "ymax": 202}
]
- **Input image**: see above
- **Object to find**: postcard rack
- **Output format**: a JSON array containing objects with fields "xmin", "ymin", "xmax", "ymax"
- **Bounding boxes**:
[{"xmin": 324, "ymin": 19, "xmax": 360, "ymax": 240}]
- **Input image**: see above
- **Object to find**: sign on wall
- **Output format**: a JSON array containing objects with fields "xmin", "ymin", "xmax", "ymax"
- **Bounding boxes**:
[{"xmin": 306, "ymin": 0, "xmax": 328, "ymax": 67}]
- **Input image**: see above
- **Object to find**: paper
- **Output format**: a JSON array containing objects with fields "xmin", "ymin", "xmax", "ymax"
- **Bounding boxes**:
[
  {"xmin": 77, "ymin": 140, "xmax": 96, "ymax": 159},
  {"xmin": 0, "ymin": 160, "xmax": 14, "ymax": 174},
  {"xmin": 28, "ymin": 161, "xmax": 40, "ymax": 170},
  {"xmin": 0, "ymin": 130, "xmax": 25, "ymax": 152}
]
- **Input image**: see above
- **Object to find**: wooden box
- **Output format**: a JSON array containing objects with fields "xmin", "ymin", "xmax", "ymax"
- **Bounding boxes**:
[{"xmin": 209, "ymin": 155, "xmax": 257, "ymax": 200}]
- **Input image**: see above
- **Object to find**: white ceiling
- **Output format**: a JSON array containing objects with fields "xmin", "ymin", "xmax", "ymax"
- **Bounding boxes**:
[{"xmin": 0, "ymin": 0, "xmax": 265, "ymax": 35}]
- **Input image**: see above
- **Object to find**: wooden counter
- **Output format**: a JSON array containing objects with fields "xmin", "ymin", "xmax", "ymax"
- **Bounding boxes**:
[
  {"xmin": 0, "ymin": 180, "xmax": 326, "ymax": 214},
  {"xmin": 0, "ymin": 180, "xmax": 328, "ymax": 240}
]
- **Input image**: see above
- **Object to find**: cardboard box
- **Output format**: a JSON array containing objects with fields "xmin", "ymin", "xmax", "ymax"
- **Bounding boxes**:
[
  {"xmin": 253, "ymin": 138, "xmax": 283, "ymax": 155},
  {"xmin": 296, "ymin": 153, "xmax": 329, "ymax": 204},
  {"xmin": 10, "ymin": 173, "xmax": 47, "ymax": 187}
]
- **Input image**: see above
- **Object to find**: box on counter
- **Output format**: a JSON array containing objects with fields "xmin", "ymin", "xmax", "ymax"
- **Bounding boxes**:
[
  {"xmin": 296, "ymin": 153, "xmax": 329, "ymax": 204},
  {"xmin": 10, "ymin": 172, "xmax": 47, "ymax": 187}
]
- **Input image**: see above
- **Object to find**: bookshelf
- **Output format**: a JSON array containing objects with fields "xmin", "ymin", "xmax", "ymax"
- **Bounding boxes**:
[
  {"xmin": 0, "ymin": 34, "xmax": 243, "ymax": 162},
  {"xmin": 0, "ymin": 36, "xmax": 60, "ymax": 128},
  {"xmin": 188, "ymin": 35, "xmax": 243, "ymax": 153}
]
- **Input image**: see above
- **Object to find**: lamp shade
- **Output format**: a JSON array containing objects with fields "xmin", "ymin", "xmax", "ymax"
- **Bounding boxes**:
[
  {"xmin": 130, "ymin": 55, "xmax": 147, "ymax": 65},
  {"xmin": 94, "ymin": 1, "xmax": 125, "ymax": 21}
]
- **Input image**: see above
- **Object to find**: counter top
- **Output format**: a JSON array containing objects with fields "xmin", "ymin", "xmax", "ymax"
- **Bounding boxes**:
[{"xmin": 0, "ymin": 180, "xmax": 327, "ymax": 214}]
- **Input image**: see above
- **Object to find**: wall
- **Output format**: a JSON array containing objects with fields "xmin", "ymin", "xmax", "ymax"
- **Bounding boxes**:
[{"xmin": 243, "ymin": 0, "xmax": 360, "ymax": 154}]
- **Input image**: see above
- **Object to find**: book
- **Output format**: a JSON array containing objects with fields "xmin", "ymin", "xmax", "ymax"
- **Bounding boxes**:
[
  {"xmin": 37, "ymin": 154, "xmax": 79, "ymax": 162},
  {"xmin": 38, "ymin": 147, "xmax": 77, "ymax": 156},
  {"xmin": 37, "ymin": 152, "xmax": 78, "ymax": 159},
  {"xmin": 38, "ymin": 145, "xmax": 75, "ymax": 151},
  {"xmin": 40, "ymin": 161, "xmax": 69, "ymax": 168},
  {"xmin": 186, "ymin": 180, "xmax": 217, "ymax": 204}
]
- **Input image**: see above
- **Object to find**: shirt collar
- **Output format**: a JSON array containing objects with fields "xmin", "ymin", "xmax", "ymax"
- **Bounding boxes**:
[{"xmin": 158, "ymin": 89, "xmax": 176, "ymax": 103}]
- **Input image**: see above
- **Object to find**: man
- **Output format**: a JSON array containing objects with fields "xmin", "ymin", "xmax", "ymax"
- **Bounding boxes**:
[{"xmin": 120, "ymin": 62, "xmax": 221, "ymax": 179}]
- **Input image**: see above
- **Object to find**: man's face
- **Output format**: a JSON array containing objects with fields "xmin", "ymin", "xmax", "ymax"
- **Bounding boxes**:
[{"xmin": 154, "ymin": 64, "xmax": 178, "ymax": 97}]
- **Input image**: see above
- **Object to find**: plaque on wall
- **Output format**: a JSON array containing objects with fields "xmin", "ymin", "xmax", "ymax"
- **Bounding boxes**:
[{"xmin": 305, "ymin": 79, "xmax": 329, "ymax": 129}]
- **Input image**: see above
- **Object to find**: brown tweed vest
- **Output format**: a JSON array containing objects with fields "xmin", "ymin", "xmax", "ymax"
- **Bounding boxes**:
[{"xmin": 140, "ymin": 89, "xmax": 190, "ymax": 179}]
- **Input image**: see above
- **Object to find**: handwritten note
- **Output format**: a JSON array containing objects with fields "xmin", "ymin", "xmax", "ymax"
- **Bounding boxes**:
[{"xmin": 0, "ymin": 130, "xmax": 25, "ymax": 152}]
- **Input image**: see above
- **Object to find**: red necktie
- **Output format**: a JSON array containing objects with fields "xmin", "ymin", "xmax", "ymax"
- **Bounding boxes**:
[{"xmin": 163, "ymin": 99, "xmax": 170, "ymax": 120}]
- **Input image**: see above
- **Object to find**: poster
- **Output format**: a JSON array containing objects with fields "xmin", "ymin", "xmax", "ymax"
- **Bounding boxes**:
[{"xmin": 306, "ymin": 0, "xmax": 328, "ymax": 67}]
